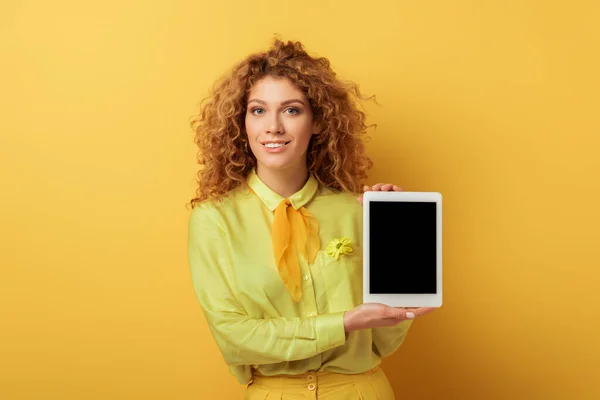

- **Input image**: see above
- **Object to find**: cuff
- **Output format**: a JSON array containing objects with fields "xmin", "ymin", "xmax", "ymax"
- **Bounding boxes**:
[{"xmin": 315, "ymin": 311, "xmax": 346, "ymax": 353}]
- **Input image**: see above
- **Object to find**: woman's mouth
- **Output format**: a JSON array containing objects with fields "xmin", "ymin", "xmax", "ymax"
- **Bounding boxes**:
[{"xmin": 262, "ymin": 141, "xmax": 290, "ymax": 148}]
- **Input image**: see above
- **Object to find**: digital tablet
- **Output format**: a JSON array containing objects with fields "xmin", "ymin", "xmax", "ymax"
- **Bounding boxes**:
[{"xmin": 362, "ymin": 191, "xmax": 442, "ymax": 307}]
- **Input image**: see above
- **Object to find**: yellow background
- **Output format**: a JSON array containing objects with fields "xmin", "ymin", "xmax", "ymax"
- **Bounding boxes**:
[{"xmin": 1, "ymin": 0, "xmax": 599, "ymax": 398}]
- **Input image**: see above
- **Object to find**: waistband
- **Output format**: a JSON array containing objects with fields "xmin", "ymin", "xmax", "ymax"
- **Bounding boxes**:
[{"xmin": 249, "ymin": 366, "xmax": 382, "ymax": 392}]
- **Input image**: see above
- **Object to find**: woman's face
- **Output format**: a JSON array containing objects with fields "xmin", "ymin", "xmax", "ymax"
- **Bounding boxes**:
[{"xmin": 244, "ymin": 76, "xmax": 319, "ymax": 176}]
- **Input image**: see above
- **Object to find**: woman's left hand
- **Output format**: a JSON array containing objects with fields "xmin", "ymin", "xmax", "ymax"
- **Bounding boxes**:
[{"xmin": 358, "ymin": 183, "xmax": 403, "ymax": 205}]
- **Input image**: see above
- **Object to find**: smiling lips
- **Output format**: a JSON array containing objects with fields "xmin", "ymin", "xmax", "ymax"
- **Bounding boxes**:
[{"xmin": 261, "ymin": 140, "xmax": 291, "ymax": 151}]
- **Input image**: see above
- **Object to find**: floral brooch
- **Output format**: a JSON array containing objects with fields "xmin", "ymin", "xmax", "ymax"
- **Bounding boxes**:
[{"xmin": 325, "ymin": 237, "xmax": 353, "ymax": 260}]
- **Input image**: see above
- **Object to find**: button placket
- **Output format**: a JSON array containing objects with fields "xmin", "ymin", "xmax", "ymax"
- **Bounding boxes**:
[
  {"xmin": 306, "ymin": 372, "xmax": 317, "ymax": 391},
  {"xmin": 301, "ymin": 261, "xmax": 318, "ymax": 319}
]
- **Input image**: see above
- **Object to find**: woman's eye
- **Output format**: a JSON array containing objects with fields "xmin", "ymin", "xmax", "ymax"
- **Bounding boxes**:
[
  {"xmin": 251, "ymin": 108, "xmax": 265, "ymax": 115},
  {"xmin": 285, "ymin": 108, "xmax": 299, "ymax": 115}
]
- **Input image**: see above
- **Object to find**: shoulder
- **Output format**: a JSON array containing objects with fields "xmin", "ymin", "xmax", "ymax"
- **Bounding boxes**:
[
  {"xmin": 189, "ymin": 185, "xmax": 250, "ymax": 228},
  {"xmin": 316, "ymin": 185, "xmax": 361, "ymax": 205},
  {"xmin": 312, "ymin": 186, "xmax": 362, "ymax": 216}
]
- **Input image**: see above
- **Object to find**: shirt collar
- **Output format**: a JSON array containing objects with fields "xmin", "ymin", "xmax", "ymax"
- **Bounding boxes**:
[{"xmin": 247, "ymin": 170, "xmax": 319, "ymax": 211}]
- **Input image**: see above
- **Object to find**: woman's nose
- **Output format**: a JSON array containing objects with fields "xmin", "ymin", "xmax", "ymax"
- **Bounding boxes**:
[{"xmin": 265, "ymin": 115, "xmax": 283, "ymax": 134}]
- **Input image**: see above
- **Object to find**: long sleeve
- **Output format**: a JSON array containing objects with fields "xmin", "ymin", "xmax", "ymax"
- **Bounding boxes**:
[
  {"xmin": 371, "ymin": 320, "xmax": 413, "ymax": 358},
  {"xmin": 188, "ymin": 206, "xmax": 347, "ymax": 366}
]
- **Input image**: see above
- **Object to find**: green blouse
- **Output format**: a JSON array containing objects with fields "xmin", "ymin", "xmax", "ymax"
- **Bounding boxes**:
[{"xmin": 188, "ymin": 171, "xmax": 412, "ymax": 384}]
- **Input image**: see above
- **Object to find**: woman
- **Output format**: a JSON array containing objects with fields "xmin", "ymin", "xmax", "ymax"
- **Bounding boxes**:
[{"xmin": 188, "ymin": 39, "xmax": 434, "ymax": 399}]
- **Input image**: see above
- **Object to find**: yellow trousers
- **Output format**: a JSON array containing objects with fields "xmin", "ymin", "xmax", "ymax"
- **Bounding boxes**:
[{"xmin": 244, "ymin": 366, "xmax": 396, "ymax": 399}]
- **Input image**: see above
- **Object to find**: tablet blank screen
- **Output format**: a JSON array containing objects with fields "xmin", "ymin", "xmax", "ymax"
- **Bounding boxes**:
[{"xmin": 368, "ymin": 201, "xmax": 437, "ymax": 294}]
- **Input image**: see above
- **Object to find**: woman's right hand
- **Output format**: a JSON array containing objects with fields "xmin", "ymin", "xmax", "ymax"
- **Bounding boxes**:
[{"xmin": 343, "ymin": 303, "xmax": 434, "ymax": 332}]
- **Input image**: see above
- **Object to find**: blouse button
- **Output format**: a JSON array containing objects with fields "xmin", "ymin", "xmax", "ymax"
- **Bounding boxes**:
[{"xmin": 308, "ymin": 383, "xmax": 316, "ymax": 391}]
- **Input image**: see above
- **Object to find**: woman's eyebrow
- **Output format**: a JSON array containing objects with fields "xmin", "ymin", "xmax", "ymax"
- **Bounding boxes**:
[
  {"xmin": 280, "ymin": 99, "xmax": 306, "ymax": 106},
  {"xmin": 247, "ymin": 99, "xmax": 266, "ymax": 105}
]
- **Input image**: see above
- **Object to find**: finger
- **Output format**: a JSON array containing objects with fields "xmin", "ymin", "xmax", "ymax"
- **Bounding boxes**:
[
  {"xmin": 392, "ymin": 185, "xmax": 403, "ymax": 192},
  {"xmin": 410, "ymin": 307, "xmax": 436, "ymax": 318},
  {"xmin": 385, "ymin": 306, "xmax": 415, "ymax": 321},
  {"xmin": 371, "ymin": 183, "xmax": 385, "ymax": 191},
  {"xmin": 380, "ymin": 183, "xmax": 394, "ymax": 191},
  {"xmin": 392, "ymin": 307, "xmax": 433, "ymax": 320}
]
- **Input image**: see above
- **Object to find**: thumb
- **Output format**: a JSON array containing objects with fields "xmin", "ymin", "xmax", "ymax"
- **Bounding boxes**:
[
  {"xmin": 385, "ymin": 306, "xmax": 415, "ymax": 320},
  {"xmin": 391, "ymin": 307, "xmax": 416, "ymax": 320}
]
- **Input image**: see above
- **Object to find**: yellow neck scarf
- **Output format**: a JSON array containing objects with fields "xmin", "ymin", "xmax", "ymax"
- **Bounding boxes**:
[{"xmin": 272, "ymin": 199, "xmax": 320, "ymax": 302}]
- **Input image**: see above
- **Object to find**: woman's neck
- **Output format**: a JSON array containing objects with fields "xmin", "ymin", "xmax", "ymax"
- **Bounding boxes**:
[{"xmin": 256, "ymin": 166, "xmax": 309, "ymax": 198}]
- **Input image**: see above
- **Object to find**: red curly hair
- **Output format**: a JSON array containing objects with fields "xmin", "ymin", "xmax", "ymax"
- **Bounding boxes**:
[{"xmin": 190, "ymin": 39, "xmax": 374, "ymax": 207}]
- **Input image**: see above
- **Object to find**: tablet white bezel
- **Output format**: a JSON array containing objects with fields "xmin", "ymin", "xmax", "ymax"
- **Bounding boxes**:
[{"xmin": 362, "ymin": 191, "xmax": 443, "ymax": 307}]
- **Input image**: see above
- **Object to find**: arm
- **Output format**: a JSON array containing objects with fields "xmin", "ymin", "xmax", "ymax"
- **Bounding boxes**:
[
  {"xmin": 341, "ymin": 302, "xmax": 418, "ymax": 358},
  {"xmin": 188, "ymin": 206, "xmax": 346, "ymax": 366},
  {"xmin": 371, "ymin": 320, "xmax": 413, "ymax": 358}
]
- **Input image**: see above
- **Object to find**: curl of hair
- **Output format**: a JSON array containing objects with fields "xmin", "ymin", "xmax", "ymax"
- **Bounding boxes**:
[{"xmin": 190, "ymin": 39, "xmax": 374, "ymax": 207}]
